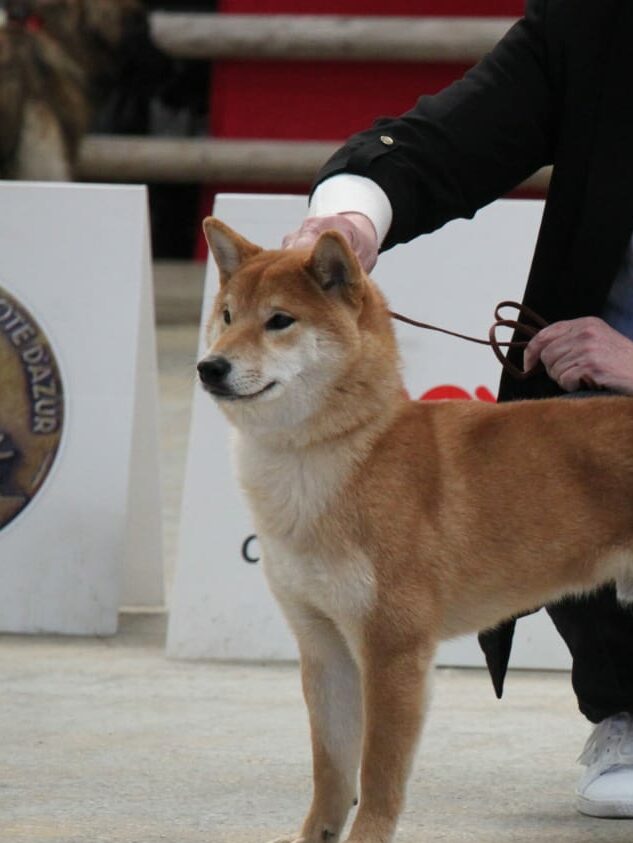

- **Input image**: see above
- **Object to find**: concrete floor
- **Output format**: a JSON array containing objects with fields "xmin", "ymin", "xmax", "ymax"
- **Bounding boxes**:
[
  {"xmin": 2, "ymin": 303, "xmax": 632, "ymax": 843},
  {"xmin": 2, "ymin": 614, "xmax": 632, "ymax": 843}
]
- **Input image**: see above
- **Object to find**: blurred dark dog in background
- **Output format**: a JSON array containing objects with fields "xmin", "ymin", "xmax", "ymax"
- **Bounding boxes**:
[{"xmin": 0, "ymin": 0, "xmax": 165, "ymax": 180}]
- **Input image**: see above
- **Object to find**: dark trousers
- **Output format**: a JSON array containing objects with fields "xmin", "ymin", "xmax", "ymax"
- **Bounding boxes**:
[
  {"xmin": 480, "ymin": 585, "xmax": 633, "ymax": 725},
  {"xmin": 547, "ymin": 588, "xmax": 633, "ymax": 723},
  {"xmin": 479, "ymin": 391, "xmax": 633, "ymax": 724}
]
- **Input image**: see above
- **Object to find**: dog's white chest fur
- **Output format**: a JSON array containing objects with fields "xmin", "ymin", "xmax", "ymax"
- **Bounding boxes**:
[
  {"xmin": 262, "ymin": 537, "xmax": 376, "ymax": 632},
  {"xmin": 235, "ymin": 432, "xmax": 351, "ymax": 540},
  {"xmin": 235, "ymin": 433, "xmax": 376, "ymax": 625}
]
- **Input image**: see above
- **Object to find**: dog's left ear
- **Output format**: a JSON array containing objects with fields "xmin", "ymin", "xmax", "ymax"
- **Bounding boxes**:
[
  {"xmin": 203, "ymin": 217, "xmax": 262, "ymax": 286},
  {"xmin": 306, "ymin": 231, "xmax": 363, "ymax": 300}
]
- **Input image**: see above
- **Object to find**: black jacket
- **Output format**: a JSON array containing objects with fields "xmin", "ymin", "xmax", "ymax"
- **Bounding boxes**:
[{"xmin": 312, "ymin": 0, "xmax": 633, "ymax": 695}]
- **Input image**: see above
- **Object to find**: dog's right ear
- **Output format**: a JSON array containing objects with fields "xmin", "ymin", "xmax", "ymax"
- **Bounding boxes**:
[
  {"xmin": 202, "ymin": 218, "xmax": 262, "ymax": 286},
  {"xmin": 306, "ymin": 230, "xmax": 363, "ymax": 301}
]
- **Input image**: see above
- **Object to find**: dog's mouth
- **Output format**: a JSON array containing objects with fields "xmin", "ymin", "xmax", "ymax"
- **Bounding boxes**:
[{"xmin": 202, "ymin": 381, "xmax": 278, "ymax": 401}]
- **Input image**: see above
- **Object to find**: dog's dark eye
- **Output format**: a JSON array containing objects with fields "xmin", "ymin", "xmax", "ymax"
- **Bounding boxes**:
[
  {"xmin": 266, "ymin": 313, "xmax": 295, "ymax": 331},
  {"xmin": 223, "ymin": 309, "xmax": 231, "ymax": 325}
]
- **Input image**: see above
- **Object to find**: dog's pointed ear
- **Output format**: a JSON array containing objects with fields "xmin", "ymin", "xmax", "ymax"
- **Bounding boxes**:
[
  {"xmin": 306, "ymin": 231, "xmax": 363, "ymax": 299},
  {"xmin": 203, "ymin": 217, "xmax": 262, "ymax": 286}
]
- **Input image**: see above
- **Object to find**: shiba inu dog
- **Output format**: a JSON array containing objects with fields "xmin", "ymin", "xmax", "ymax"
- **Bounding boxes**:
[{"xmin": 198, "ymin": 217, "xmax": 633, "ymax": 843}]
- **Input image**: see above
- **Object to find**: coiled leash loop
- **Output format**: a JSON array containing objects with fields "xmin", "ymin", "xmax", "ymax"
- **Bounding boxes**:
[{"xmin": 389, "ymin": 300, "xmax": 549, "ymax": 381}]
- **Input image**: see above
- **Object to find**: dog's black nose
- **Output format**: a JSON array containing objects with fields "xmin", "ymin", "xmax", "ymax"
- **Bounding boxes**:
[{"xmin": 197, "ymin": 356, "xmax": 232, "ymax": 386}]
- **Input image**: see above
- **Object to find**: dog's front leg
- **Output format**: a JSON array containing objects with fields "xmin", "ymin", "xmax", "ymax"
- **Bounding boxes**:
[
  {"xmin": 344, "ymin": 634, "xmax": 435, "ymax": 843},
  {"xmin": 268, "ymin": 609, "xmax": 362, "ymax": 843}
]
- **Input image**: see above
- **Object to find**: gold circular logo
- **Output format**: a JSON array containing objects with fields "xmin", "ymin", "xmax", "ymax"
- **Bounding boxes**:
[{"xmin": 0, "ymin": 285, "xmax": 64, "ymax": 531}]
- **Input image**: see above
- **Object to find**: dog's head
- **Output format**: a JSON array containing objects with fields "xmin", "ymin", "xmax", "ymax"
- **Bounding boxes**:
[{"xmin": 198, "ymin": 218, "xmax": 401, "ymax": 438}]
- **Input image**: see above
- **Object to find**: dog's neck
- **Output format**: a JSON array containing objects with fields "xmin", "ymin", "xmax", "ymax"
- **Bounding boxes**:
[
  {"xmin": 234, "ymin": 397, "xmax": 402, "ymax": 546},
  {"xmin": 232, "ymin": 353, "xmax": 405, "ymax": 544}
]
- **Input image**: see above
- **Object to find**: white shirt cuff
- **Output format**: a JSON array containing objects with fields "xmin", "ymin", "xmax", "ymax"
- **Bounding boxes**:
[{"xmin": 309, "ymin": 174, "xmax": 393, "ymax": 246}]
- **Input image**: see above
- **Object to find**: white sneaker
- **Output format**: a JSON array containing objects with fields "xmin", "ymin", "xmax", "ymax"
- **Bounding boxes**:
[{"xmin": 576, "ymin": 712, "xmax": 633, "ymax": 818}]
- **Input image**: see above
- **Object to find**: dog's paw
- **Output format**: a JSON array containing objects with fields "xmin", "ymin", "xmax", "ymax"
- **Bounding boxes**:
[
  {"xmin": 266, "ymin": 827, "xmax": 339, "ymax": 842},
  {"xmin": 265, "ymin": 837, "xmax": 305, "ymax": 843}
]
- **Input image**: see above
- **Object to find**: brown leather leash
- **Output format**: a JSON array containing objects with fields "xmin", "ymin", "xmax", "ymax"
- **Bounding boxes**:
[{"xmin": 389, "ymin": 300, "xmax": 549, "ymax": 381}]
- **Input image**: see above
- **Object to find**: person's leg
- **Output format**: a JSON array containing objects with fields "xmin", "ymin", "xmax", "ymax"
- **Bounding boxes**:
[
  {"xmin": 546, "ymin": 587, "xmax": 633, "ymax": 723},
  {"xmin": 547, "ymin": 588, "xmax": 633, "ymax": 817}
]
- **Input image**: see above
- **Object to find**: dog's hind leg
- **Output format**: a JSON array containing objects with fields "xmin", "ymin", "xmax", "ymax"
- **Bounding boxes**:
[
  {"xmin": 268, "ymin": 606, "xmax": 362, "ymax": 843},
  {"xmin": 345, "ymin": 632, "xmax": 436, "ymax": 843}
]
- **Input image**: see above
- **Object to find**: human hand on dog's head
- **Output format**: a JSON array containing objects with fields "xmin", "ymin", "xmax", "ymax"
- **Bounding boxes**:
[{"xmin": 282, "ymin": 212, "xmax": 378, "ymax": 273}]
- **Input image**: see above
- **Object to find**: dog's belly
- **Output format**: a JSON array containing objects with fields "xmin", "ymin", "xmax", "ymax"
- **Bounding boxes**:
[
  {"xmin": 439, "ymin": 546, "xmax": 633, "ymax": 640},
  {"xmin": 439, "ymin": 593, "xmax": 556, "ymax": 641}
]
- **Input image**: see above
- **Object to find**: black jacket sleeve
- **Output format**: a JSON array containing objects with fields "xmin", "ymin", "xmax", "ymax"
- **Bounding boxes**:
[{"xmin": 311, "ymin": 0, "xmax": 559, "ymax": 251}]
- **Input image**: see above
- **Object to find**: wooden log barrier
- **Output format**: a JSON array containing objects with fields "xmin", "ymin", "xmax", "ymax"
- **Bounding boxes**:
[
  {"xmin": 77, "ymin": 137, "xmax": 339, "ymax": 184},
  {"xmin": 77, "ymin": 135, "xmax": 551, "ymax": 194},
  {"xmin": 149, "ymin": 13, "xmax": 517, "ymax": 63}
]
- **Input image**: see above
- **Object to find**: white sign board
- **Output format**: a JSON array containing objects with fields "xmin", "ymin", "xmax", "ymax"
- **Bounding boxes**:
[
  {"xmin": 0, "ymin": 182, "xmax": 163, "ymax": 635},
  {"xmin": 168, "ymin": 194, "xmax": 571, "ymax": 671}
]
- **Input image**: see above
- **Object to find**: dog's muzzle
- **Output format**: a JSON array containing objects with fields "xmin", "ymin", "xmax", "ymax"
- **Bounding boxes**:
[{"xmin": 197, "ymin": 355, "xmax": 231, "ymax": 391}]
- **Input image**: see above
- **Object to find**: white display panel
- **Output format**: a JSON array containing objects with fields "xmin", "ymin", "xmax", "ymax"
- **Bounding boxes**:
[
  {"xmin": 168, "ymin": 193, "xmax": 571, "ymax": 671},
  {"xmin": 0, "ymin": 183, "xmax": 163, "ymax": 635}
]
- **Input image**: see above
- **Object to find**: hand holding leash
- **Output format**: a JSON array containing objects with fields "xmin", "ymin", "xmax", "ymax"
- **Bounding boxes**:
[{"xmin": 524, "ymin": 316, "xmax": 633, "ymax": 394}]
